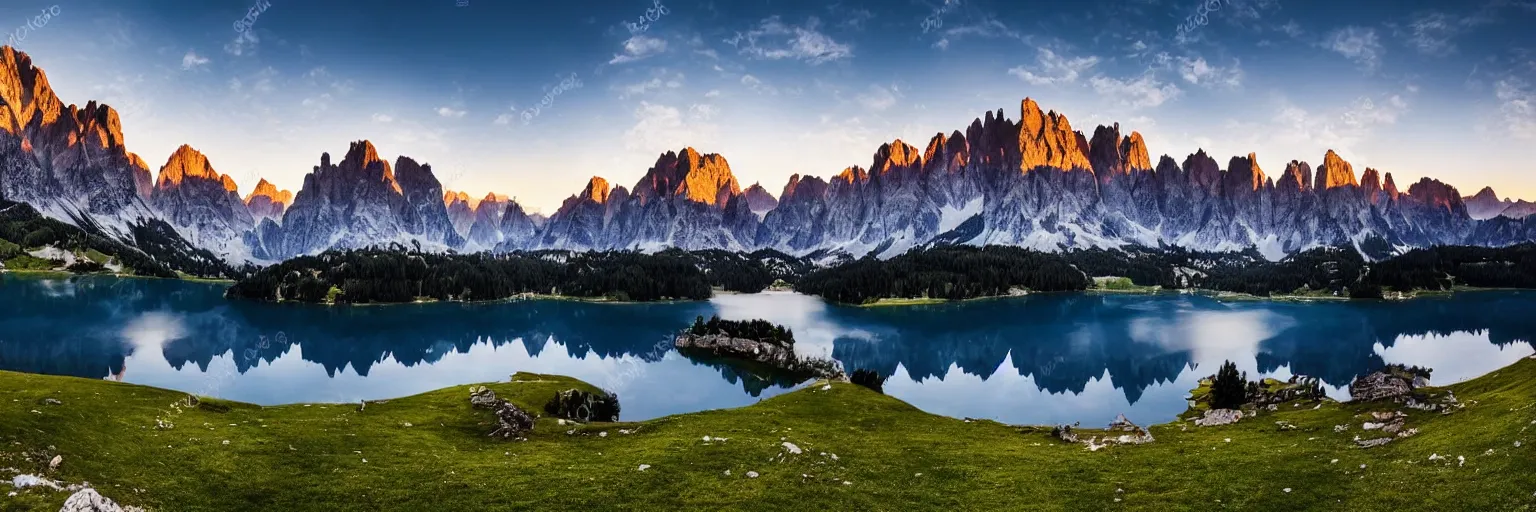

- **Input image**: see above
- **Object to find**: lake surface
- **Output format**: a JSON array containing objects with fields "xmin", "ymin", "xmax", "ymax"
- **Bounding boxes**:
[{"xmin": 2, "ymin": 274, "xmax": 1533, "ymax": 426}]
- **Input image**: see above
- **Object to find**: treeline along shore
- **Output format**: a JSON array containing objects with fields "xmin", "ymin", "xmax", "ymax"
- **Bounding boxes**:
[{"xmin": 223, "ymin": 242, "xmax": 1536, "ymax": 305}]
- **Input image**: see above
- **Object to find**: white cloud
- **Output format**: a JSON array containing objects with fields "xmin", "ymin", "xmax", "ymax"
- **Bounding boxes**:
[
  {"xmin": 1324, "ymin": 26, "xmax": 1383, "ymax": 72},
  {"xmin": 610, "ymin": 35, "xmax": 668, "ymax": 64},
  {"xmin": 1088, "ymin": 74, "xmax": 1182, "ymax": 109},
  {"xmin": 1495, "ymin": 78, "xmax": 1536, "ymax": 140},
  {"xmin": 1176, "ymin": 56, "xmax": 1243, "ymax": 88},
  {"xmin": 180, "ymin": 50, "xmax": 210, "ymax": 70},
  {"xmin": 1269, "ymin": 93, "xmax": 1410, "ymax": 154},
  {"xmin": 224, "ymin": 30, "xmax": 259, "ymax": 56},
  {"xmin": 856, "ymin": 84, "xmax": 900, "ymax": 111},
  {"xmin": 704, "ymin": 89, "xmax": 721, "ymax": 98},
  {"xmin": 740, "ymin": 74, "xmax": 779, "ymax": 95},
  {"xmin": 623, "ymin": 101, "xmax": 718, "ymax": 152},
  {"xmin": 1277, "ymin": 21, "xmax": 1304, "ymax": 39},
  {"xmin": 1007, "ymin": 48, "xmax": 1100, "ymax": 86},
  {"xmin": 729, "ymin": 16, "xmax": 852, "ymax": 65},
  {"xmin": 436, "ymin": 106, "xmax": 467, "ymax": 118},
  {"xmin": 372, "ymin": 113, "xmax": 394, "ymax": 123}
]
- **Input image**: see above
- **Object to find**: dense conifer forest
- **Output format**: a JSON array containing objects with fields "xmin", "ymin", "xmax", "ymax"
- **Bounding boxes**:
[
  {"xmin": 687, "ymin": 315, "xmax": 795, "ymax": 345},
  {"xmin": 226, "ymin": 247, "xmax": 718, "ymax": 303},
  {"xmin": 792, "ymin": 246, "xmax": 1093, "ymax": 304}
]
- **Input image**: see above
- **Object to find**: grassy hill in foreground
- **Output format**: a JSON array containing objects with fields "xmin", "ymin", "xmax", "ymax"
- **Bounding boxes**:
[{"xmin": 3, "ymin": 359, "xmax": 1535, "ymax": 510}]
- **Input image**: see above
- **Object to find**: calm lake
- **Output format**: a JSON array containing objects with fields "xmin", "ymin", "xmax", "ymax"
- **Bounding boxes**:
[{"xmin": 2, "ymin": 274, "xmax": 1533, "ymax": 425}]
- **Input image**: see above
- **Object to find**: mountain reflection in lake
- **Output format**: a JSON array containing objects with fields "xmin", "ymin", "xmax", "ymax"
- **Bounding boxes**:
[{"xmin": 1, "ymin": 274, "xmax": 1532, "ymax": 425}]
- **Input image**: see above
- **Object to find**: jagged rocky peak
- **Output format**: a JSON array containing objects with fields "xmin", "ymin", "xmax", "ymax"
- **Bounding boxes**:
[
  {"xmin": 1154, "ymin": 154, "xmax": 1181, "ymax": 177},
  {"xmin": 1018, "ymin": 97, "xmax": 1092, "ymax": 172},
  {"xmin": 1315, "ymin": 150, "xmax": 1358, "ymax": 190},
  {"xmin": 1463, "ymin": 186, "xmax": 1510, "ymax": 220},
  {"xmin": 443, "ymin": 190, "xmax": 475, "ymax": 208},
  {"xmin": 1406, "ymin": 177, "xmax": 1464, "ymax": 213},
  {"xmin": 780, "ymin": 173, "xmax": 829, "ymax": 203},
  {"xmin": 1088, "ymin": 123, "xmax": 1153, "ymax": 178},
  {"xmin": 1383, "ymin": 172, "xmax": 1401, "ymax": 201},
  {"xmin": 1222, "ymin": 153, "xmax": 1265, "ymax": 195},
  {"xmin": 1122, "ymin": 131, "xmax": 1151, "ymax": 172},
  {"xmin": 579, "ymin": 176, "xmax": 612, "ymax": 203},
  {"xmin": 872, "ymin": 139, "xmax": 923, "ymax": 175},
  {"xmin": 741, "ymin": 183, "xmax": 779, "ymax": 214},
  {"xmin": 1361, "ymin": 168, "xmax": 1383, "ymax": 202},
  {"xmin": 632, "ymin": 147, "xmax": 741, "ymax": 206},
  {"xmin": 155, "ymin": 145, "xmax": 234, "ymax": 191},
  {"xmin": 336, "ymin": 139, "xmax": 400, "ymax": 193},
  {"xmin": 1183, "ymin": 149, "xmax": 1222, "ymax": 193},
  {"xmin": 245, "ymin": 178, "xmax": 293, "ymax": 221},
  {"xmin": 832, "ymin": 166, "xmax": 869, "ymax": 188},
  {"xmin": 1278, "ymin": 160, "xmax": 1313, "ymax": 192}
]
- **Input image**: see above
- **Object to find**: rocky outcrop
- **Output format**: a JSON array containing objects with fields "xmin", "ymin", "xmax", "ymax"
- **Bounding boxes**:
[
  {"xmin": 466, "ymin": 192, "xmax": 510, "ymax": 249},
  {"xmin": 544, "ymin": 389, "xmax": 620, "ymax": 422},
  {"xmin": 245, "ymin": 178, "xmax": 293, "ymax": 222},
  {"xmin": 674, "ymin": 332, "xmax": 844, "ymax": 381},
  {"xmin": 1194, "ymin": 408, "xmax": 1243, "ymax": 427},
  {"xmin": 1464, "ymin": 187, "xmax": 1508, "ymax": 220},
  {"xmin": 1348, "ymin": 364, "xmax": 1430, "ymax": 401},
  {"xmin": 468, "ymin": 385, "xmax": 535, "ymax": 440},
  {"xmin": 149, "ymin": 145, "xmax": 254, "ymax": 258}
]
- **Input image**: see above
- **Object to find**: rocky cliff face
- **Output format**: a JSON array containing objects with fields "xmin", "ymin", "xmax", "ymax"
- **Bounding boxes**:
[
  {"xmin": 243, "ymin": 140, "xmax": 462, "ymax": 260},
  {"xmin": 150, "ymin": 145, "xmax": 254, "ymax": 259},
  {"xmin": 245, "ymin": 178, "xmax": 293, "ymax": 222},
  {"xmin": 0, "ymin": 46, "xmax": 158, "ymax": 239},
  {"xmin": 742, "ymin": 183, "xmax": 778, "ymax": 218},
  {"xmin": 443, "ymin": 190, "xmax": 476, "ymax": 237}
]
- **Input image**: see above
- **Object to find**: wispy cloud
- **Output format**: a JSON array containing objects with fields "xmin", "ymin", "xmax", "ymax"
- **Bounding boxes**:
[
  {"xmin": 623, "ymin": 101, "xmax": 718, "ymax": 152},
  {"xmin": 1089, "ymin": 74, "xmax": 1182, "ymax": 109},
  {"xmin": 436, "ymin": 106, "xmax": 467, "ymax": 118},
  {"xmin": 372, "ymin": 113, "xmax": 394, "ymax": 123},
  {"xmin": 856, "ymin": 84, "xmax": 900, "ymax": 111},
  {"xmin": 1324, "ymin": 26, "xmax": 1384, "ymax": 72},
  {"xmin": 610, "ymin": 35, "xmax": 668, "ymax": 64},
  {"xmin": 726, "ymin": 16, "xmax": 852, "ymax": 65},
  {"xmin": 740, "ymin": 74, "xmax": 779, "ymax": 95},
  {"xmin": 180, "ymin": 50, "xmax": 209, "ymax": 70},
  {"xmin": 1176, "ymin": 56, "xmax": 1242, "ymax": 88},
  {"xmin": 1495, "ymin": 78, "xmax": 1536, "ymax": 140},
  {"xmin": 1007, "ymin": 48, "xmax": 1099, "ymax": 86}
]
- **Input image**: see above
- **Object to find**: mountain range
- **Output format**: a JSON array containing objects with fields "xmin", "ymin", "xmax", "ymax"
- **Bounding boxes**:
[{"xmin": 2, "ymin": 45, "xmax": 1534, "ymax": 265}]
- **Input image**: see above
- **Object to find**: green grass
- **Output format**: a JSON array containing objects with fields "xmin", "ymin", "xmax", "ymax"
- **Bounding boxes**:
[
  {"xmin": 2, "ymin": 254, "xmax": 61, "ymax": 271},
  {"xmin": 861, "ymin": 297, "xmax": 948, "ymax": 307},
  {"xmin": 3, "ymin": 359, "xmax": 1536, "ymax": 511}
]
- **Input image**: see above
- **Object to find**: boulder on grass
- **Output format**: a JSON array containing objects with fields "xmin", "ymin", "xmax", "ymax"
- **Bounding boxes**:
[{"xmin": 545, "ymin": 389, "xmax": 621, "ymax": 423}]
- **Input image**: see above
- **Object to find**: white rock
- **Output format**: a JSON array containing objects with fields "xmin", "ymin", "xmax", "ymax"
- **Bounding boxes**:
[
  {"xmin": 821, "ymin": 385, "xmax": 831, "ymax": 391},
  {"xmin": 11, "ymin": 475, "xmax": 61, "ymax": 490},
  {"xmin": 842, "ymin": 481, "xmax": 851, "ymax": 485},
  {"xmin": 638, "ymin": 464, "xmax": 650, "ymax": 472},
  {"xmin": 1330, "ymin": 459, "xmax": 1338, "ymax": 464},
  {"xmin": 1429, "ymin": 453, "xmax": 1442, "ymax": 461},
  {"xmin": 49, "ymin": 455, "xmax": 62, "ymax": 470},
  {"xmin": 222, "ymin": 440, "xmax": 230, "ymax": 445},
  {"xmin": 747, "ymin": 471, "xmax": 759, "ymax": 478},
  {"xmin": 1457, "ymin": 456, "xmax": 1465, "ymax": 467},
  {"xmin": 599, "ymin": 431, "xmax": 607, "ymax": 438},
  {"xmin": 1283, "ymin": 488, "xmax": 1292, "ymax": 493},
  {"xmin": 59, "ymin": 488, "xmax": 141, "ymax": 512},
  {"xmin": 782, "ymin": 442, "xmax": 802, "ymax": 455},
  {"xmin": 830, "ymin": 453, "xmax": 838, "ymax": 461},
  {"xmin": 724, "ymin": 470, "xmax": 731, "ymax": 476},
  {"xmin": 1224, "ymin": 438, "xmax": 1231, "ymax": 443}
]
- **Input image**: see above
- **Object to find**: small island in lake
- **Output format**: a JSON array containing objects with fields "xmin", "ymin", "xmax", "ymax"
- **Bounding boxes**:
[{"xmin": 674, "ymin": 316, "xmax": 844, "ymax": 382}]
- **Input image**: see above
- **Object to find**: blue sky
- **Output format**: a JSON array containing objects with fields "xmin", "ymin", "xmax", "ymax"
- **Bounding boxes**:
[{"xmin": 3, "ymin": 0, "xmax": 1533, "ymax": 213}]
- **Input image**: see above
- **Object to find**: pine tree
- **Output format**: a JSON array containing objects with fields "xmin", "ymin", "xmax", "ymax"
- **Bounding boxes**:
[{"xmin": 1210, "ymin": 360, "xmax": 1246, "ymax": 410}]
